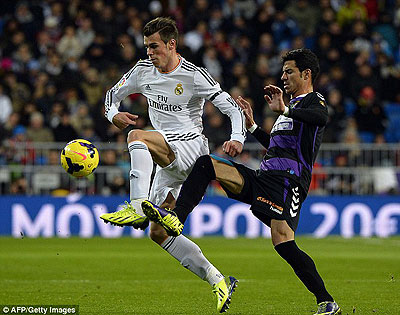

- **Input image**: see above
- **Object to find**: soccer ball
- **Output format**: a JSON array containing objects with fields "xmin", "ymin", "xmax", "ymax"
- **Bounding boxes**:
[{"xmin": 60, "ymin": 139, "xmax": 99, "ymax": 178}]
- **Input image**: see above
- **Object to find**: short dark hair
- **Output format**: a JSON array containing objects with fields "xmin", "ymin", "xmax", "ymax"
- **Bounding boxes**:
[
  {"xmin": 143, "ymin": 17, "xmax": 178, "ymax": 45},
  {"xmin": 282, "ymin": 48, "xmax": 320, "ymax": 83}
]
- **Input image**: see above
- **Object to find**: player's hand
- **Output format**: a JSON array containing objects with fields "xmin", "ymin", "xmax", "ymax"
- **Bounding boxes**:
[
  {"xmin": 236, "ymin": 96, "xmax": 255, "ymax": 129},
  {"xmin": 112, "ymin": 112, "xmax": 138, "ymax": 130},
  {"xmin": 222, "ymin": 140, "xmax": 243, "ymax": 158},
  {"xmin": 264, "ymin": 85, "xmax": 285, "ymax": 114}
]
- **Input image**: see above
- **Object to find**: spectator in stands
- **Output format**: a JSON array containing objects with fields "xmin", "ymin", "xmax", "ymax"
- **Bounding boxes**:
[
  {"xmin": 0, "ymin": 84, "xmax": 12, "ymax": 124},
  {"xmin": 76, "ymin": 17, "xmax": 96, "ymax": 51},
  {"xmin": 324, "ymin": 89, "xmax": 347, "ymax": 143},
  {"xmin": 26, "ymin": 112, "xmax": 54, "ymax": 143},
  {"xmin": 53, "ymin": 112, "xmax": 78, "ymax": 143},
  {"xmin": 3, "ymin": 73, "xmax": 31, "ymax": 113},
  {"xmin": 353, "ymin": 86, "xmax": 387, "ymax": 140},
  {"xmin": 57, "ymin": 25, "xmax": 84, "ymax": 62},
  {"xmin": 285, "ymin": 0, "xmax": 319, "ymax": 38},
  {"xmin": 80, "ymin": 67, "xmax": 104, "ymax": 108}
]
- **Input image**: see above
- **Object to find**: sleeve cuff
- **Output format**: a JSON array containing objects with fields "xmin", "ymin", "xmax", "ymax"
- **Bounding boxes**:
[
  {"xmin": 248, "ymin": 123, "xmax": 258, "ymax": 133},
  {"xmin": 230, "ymin": 134, "xmax": 245, "ymax": 144},
  {"xmin": 106, "ymin": 106, "xmax": 120, "ymax": 124},
  {"xmin": 283, "ymin": 106, "xmax": 290, "ymax": 117}
]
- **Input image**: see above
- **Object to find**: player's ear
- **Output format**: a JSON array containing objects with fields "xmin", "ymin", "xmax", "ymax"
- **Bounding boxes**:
[
  {"xmin": 304, "ymin": 69, "xmax": 311, "ymax": 81},
  {"xmin": 169, "ymin": 39, "xmax": 176, "ymax": 49}
]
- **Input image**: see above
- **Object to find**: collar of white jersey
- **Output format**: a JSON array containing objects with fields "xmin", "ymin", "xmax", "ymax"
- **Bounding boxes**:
[{"xmin": 158, "ymin": 54, "xmax": 182, "ymax": 74}]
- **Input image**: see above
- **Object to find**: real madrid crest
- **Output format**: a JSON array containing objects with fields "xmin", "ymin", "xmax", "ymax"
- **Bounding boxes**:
[{"xmin": 175, "ymin": 83, "xmax": 183, "ymax": 95}]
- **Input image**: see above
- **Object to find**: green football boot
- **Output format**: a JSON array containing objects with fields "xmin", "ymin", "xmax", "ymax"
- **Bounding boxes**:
[
  {"xmin": 141, "ymin": 200, "xmax": 183, "ymax": 236},
  {"xmin": 212, "ymin": 276, "xmax": 238, "ymax": 313},
  {"xmin": 100, "ymin": 201, "xmax": 149, "ymax": 229}
]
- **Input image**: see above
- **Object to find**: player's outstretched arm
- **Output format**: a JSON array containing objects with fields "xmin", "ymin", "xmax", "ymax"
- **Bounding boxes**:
[
  {"xmin": 112, "ymin": 112, "xmax": 138, "ymax": 130},
  {"xmin": 236, "ymin": 96, "xmax": 255, "ymax": 129},
  {"xmin": 237, "ymin": 95, "xmax": 270, "ymax": 149},
  {"xmin": 264, "ymin": 84, "xmax": 286, "ymax": 114}
]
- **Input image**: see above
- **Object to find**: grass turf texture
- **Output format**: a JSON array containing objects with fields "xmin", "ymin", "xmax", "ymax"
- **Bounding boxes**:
[{"xmin": 0, "ymin": 237, "xmax": 399, "ymax": 315}]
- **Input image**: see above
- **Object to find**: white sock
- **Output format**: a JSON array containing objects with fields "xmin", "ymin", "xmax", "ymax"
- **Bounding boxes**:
[
  {"xmin": 161, "ymin": 235, "xmax": 224, "ymax": 286},
  {"xmin": 128, "ymin": 141, "xmax": 153, "ymax": 215}
]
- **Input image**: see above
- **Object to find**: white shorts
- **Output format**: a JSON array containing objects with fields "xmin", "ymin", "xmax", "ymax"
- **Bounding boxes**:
[{"xmin": 149, "ymin": 131, "xmax": 210, "ymax": 205}]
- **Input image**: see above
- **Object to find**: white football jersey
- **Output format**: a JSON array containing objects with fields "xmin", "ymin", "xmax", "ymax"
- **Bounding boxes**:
[{"xmin": 105, "ymin": 56, "xmax": 246, "ymax": 143}]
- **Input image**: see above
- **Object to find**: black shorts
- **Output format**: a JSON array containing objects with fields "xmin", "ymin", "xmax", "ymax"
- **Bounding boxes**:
[{"xmin": 221, "ymin": 162, "xmax": 306, "ymax": 232}]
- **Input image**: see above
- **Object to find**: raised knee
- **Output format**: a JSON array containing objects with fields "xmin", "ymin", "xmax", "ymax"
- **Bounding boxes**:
[{"xmin": 127, "ymin": 129, "xmax": 145, "ymax": 143}]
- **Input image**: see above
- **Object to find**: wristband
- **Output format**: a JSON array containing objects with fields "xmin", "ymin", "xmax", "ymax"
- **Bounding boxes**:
[
  {"xmin": 283, "ymin": 106, "xmax": 290, "ymax": 117},
  {"xmin": 248, "ymin": 123, "xmax": 258, "ymax": 133}
]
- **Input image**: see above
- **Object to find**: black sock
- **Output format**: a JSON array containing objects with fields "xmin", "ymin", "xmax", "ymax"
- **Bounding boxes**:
[
  {"xmin": 275, "ymin": 240, "xmax": 334, "ymax": 304},
  {"xmin": 174, "ymin": 155, "xmax": 216, "ymax": 223}
]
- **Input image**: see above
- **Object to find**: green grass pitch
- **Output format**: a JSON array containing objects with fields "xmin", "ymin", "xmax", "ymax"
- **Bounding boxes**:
[{"xmin": 1, "ymin": 236, "xmax": 399, "ymax": 314}]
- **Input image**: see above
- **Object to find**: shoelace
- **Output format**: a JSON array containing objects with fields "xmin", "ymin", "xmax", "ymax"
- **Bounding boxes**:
[
  {"xmin": 317, "ymin": 302, "xmax": 329, "ymax": 312},
  {"xmin": 115, "ymin": 201, "xmax": 138, "ymax": 216}
]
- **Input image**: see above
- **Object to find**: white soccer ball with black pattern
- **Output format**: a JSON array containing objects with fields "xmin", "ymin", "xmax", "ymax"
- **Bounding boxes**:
[{"xmin": 60, "ymin": 139, "xmax": 99, "ymax": 177}]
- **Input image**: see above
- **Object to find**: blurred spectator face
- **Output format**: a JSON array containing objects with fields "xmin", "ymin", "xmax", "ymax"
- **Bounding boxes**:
[
  {"xmin": 46, "ymin": 84, "xmax": 57, "ymax": 97},
  {"xmin": 117, "ymin": 34, "xmax": 132, "ymax": 47},
  {"xmin": 85, "ymin": 68, "xmax": 100, "ymax": 84},
  {"xmin": 335, "ymin": 154, "xmax": 348, "ymax": 167},
  {"xmin": 102, "ymin": 6, "xmax": 114, "ymax": 20},
  {"xmin": 36, "ymin": 72, "xmax": 49, "ymax": 86},
  {"xmin": 195, "ymin": 0, "xmax": 208, "ymax": 10},
  {"xmin": 8, "ymin": 112, "xmax": 20, "ymax": 127},
  {"xmin": 318, "ymin": 33, "xmax": 331, "ymax": 49},
  {"xmin": 10, "ymin": 178, "xmax": 27, "ymax": 194},
  {"xmin": 121, "ymin": 43, "xmax": 136, "ymax": 61},
  {"xmin": 12, "ymin": 31, "xmax": 25, "ymax": 46},
  {"xmin": 48, "ymin": 150, "xmax": 60, "ymax": 165},
  {"xmin": 30, "ymin": 112, "xmax": 44, "ymax": 129},
  {"xmin": 103, "ymin": 149, "xmax": 117, "ymax": 165},
  {"xmin": 292, "ymin": 36, "xmax": 305, "ymax": 49},
  {"xmin": 255, "ymin": 55, "xmax": 269, "ymax": 77},
  {"xmin": 321, "ymin": 8, "xmax": 335, "ymax": 24},
  {"xmin": 51, "ymin": 2, "xmax": 63, "ymax": 18},
  {"xmin": 328, "ymin": 89, "xmax": 342, "ymax": 106},
  {"xmin": 64, "ymin": 26, "xmax": 75, "ymax": 37},
  {"xmin": 77, "ymin": 105, "xmax": 89, "ymax": 117},
  {"xmin": 359, "ymin": 86, "xmax": 375, "ymax": 106},
  {"xmin": 358, "ymin": 64, "xmax": 372, "ymax": 77},
  {"xmin": 352, "ymin": 21, "xmax": 367, "ymax": 36},
  {"xmin": 259, "ymin": 33, "xmax": 274, "ymax": 51},
  {"xmin": 81, "ymin": 18, "xmax": 92, "ymax": 31},
  {"xmin": 232, "ymin": 63, "xmax": 245, "ymax": 77},
  {"xmin": 16, "ymin": 43, "xmax": 32, "ymax": 62}
]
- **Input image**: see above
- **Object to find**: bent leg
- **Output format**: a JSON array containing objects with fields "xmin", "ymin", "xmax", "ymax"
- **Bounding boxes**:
[
  {"xmin": 127, "ymin": 130, "xmax": 175, "ymax": 208},
  {"xmin": 271, "ymin": 219, "xmax": 334, "ymax": 304},
  {"xmin": 174, "ymin": 155, "xmax": 244, "ymax": 222}
]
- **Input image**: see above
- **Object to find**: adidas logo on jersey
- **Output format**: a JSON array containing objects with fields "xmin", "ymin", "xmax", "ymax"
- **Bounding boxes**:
[{"xmin": 145, "ymin": 84, "xmax": 151, "ymax": 90}]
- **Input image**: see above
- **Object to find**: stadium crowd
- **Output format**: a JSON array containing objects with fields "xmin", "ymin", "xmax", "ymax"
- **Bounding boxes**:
[{"xmin": 0, "ymin": 0, "xmax": 400, "ymax": 195}]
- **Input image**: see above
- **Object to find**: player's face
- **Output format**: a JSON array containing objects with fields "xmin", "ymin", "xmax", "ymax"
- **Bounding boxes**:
[
  {"xmin": 281, "ymin": 60, "xmax": 308, "ymax": 97},
  {"xmin": 144, "ymin": 32, "xmax": 174, "ymax": 72}
]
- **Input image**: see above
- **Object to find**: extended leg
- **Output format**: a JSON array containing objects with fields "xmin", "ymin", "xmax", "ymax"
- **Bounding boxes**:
[
  {"xmin": 148, "ymin": 192, "xmax": 238, "ymax": 313},
  {"xmin": 271, "ymin": 220, "xmax": 341, "ymax": 314}
]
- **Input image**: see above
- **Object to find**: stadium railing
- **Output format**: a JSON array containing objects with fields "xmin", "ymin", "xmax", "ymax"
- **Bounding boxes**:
[{"xmin": 0, "ymin": 141, "xmax": 399, "ymax": 195}]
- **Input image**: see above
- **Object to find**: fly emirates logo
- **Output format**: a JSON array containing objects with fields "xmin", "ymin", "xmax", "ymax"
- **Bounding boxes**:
[{"xmin": 148, "ymin": 95, "xmax": 183, "ymax": 112}]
